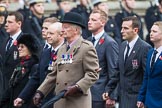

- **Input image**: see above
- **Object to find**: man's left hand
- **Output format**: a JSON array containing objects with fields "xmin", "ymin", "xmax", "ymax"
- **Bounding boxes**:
[
  {"xmin": 64, "ymin": 85, "xmax": 82, "ymax": 97},
  {"xmin": 106, "ymin": 98, "xmax": 115, "ymax": 108}
]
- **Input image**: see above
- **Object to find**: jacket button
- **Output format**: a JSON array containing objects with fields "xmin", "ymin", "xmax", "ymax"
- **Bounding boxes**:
[
  {"xmin": 56, "ymin": 82, "xmax": 59, "ymax": 85},
  {"xmin": 66, "ymin": 70, "xmax": 68, "ymax": 72},
  {"xmin": 64, "ymin": 83, "xmax": 67, "ymax": 85}
]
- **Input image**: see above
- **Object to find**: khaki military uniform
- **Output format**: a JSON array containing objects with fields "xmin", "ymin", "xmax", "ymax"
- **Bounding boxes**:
[{"xmin": 38, "ymin": 37, "xmax": 99, "ymax": 108}]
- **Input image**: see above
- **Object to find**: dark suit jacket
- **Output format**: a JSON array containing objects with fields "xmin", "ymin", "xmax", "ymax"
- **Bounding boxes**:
[
  {"xmin": 88, "ymin": 32, "xmax": 119, "ymax": 101},
  {"xmin": 0, "ymin": 54, "xmax": 3, "ymax": 99},
  {"xmin": 18, "ymin": 48, "xmax": 53, "ymax": 104},
  {"xmin": 138, "ymin": 48, "xmax": 162, "ymax": 108},
  {"xmin": 1, "ymin": 32, "xmax": 23, "ymax": 90},
  {"xmin": 118, "ymin": 38, "xmax": 151, "ymax": 108}
]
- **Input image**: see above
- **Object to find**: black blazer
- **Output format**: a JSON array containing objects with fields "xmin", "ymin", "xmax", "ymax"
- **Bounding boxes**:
[{"xmin": 1, "ymin": 32, "xmax": 23, "ymax": 90}]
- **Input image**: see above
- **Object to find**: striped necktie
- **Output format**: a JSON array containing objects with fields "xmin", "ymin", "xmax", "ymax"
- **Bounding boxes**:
[{"xmin": 6, "ymin": 37, "xmax": 13, "ymax": 51}]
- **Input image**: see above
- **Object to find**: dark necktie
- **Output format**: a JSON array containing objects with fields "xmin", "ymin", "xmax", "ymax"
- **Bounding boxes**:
[
  {"xmin": 67, "ymin": 45, "xmax": 70, "ymax": 51},
  {"xmin": 44, "ymin": 44, "xmax": 49, "ymax": 49},
  {"xmin": 151, "ymin": 50, "xmax": 158, "ymax": 70},
  {"xmin": 125, "ymin": 44, "xmax": 130, "ymax": 64},
  {"xmin": 92, "ymin": 37, "xmax": 96, "ymax": 45},
  {"xmin": 51, "ymin": 50, "xmax": 56, "ymax": 60},
  {"xmin": 6, "ymin": 37, "xmax": 13, "ymax": 51}
]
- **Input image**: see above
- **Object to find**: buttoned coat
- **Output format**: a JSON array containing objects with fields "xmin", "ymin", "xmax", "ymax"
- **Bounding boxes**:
[
  {"xmin": 88, "ymin": 33, "xmax": 119, "ymax": 102},
  {"xmin": 118, "ymin": 38, "xmax": 151, "ymax": 108},
  {"xmin": 38, "ymin": 37, "xmax": 99, "ymax": 108},
  {"xmin": 138, "ymin": 49, "xmax": 162, "ymax": 108},
  {"xmin": 1, "ymin": 32, "xmax": 23, "ymax": 90}
]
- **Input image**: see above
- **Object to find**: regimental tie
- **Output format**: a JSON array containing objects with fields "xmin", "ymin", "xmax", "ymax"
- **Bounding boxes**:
[
  {"xmin": 125, "ymin": 44, "xmax": 130, "ymax": 64},
  {"xmin": 6, "ymin": 37, "xmax": 13, "ymax": 51},
  {"xmin": 67, "ymin": 45, "xmax": 70, "ymax": 51},
  {"xmin": 92, "ymin": 37, "xmax": 96, "ymax": 45},
  {"xmin": 150, "ymin": 50, "xmax": 158, "ymax": 71},
  {"xmin": 51, "ymin": 50, "xmax": 56, "ymax": 61}
]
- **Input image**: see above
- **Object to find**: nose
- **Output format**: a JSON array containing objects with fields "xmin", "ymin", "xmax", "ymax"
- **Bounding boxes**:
[{"xmin": 121, "ymin": 28, "xmax": 124, "ymax": 33}]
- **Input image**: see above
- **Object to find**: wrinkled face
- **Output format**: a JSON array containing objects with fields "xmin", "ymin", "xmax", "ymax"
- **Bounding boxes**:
[
  {"xmin": 88, "ymin": 13, "xmax": 103, "ymax": 33},
  {"xmin": 31, "ymin": 2, "xmax": 44, "ymax": 15},
  {"xmin": 46, "ymin": 26, "xmax": 60, "ymax": 46},
  {"xmin": 42, "ymin": 22, "xmax": 51, "ymax": 39},
  {"xmin": 62, "ymin": 23, "xmax": 75, "ymax": 40},
  {"xmin": 121, "ymin": 20, "xmax": 136, "ymax": 41},
  {"xmin": 5, "ymin": 15, "xmax": 21, "ymax": 35},
  {"xmin": 18, "ymin": 44, "xmax": 31, "ymax": 58},
  {"xmin": 59, "ymin": 1, "xmax": 72, "ymax": 13},
  {"xmin": 150, "ymin": 24, "xmax": 162, "ymax": 43}
]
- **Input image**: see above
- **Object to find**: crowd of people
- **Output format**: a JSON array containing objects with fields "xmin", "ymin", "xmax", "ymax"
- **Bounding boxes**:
[{"xmin": 0, "ymin": 0, "xmax": 162, "ymax": 108}]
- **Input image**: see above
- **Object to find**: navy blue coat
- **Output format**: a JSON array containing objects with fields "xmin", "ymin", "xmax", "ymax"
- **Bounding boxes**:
[
  {"xmin": 138, "ymin": 49, "xmax": 162, "ymax": 108},
  {"xmin": 88, "ymin": 32, "xmax": 119, "ymax": 103},
  {"xmin": 1, "ymin": 32, "xmax": 23, "ymax": 90}
]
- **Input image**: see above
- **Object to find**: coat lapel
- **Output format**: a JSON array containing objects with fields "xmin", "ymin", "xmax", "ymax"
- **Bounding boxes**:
[
  {"xmin": 124, "ymin": 38, "xmax": 141, "ymax": 70},
  {"xmin": 5, "ymin": 32, "xmax": 23, "ymax": 61},
  {"xmin": 95, "ymin": 33, "xmax": 105, "ymax": 50},
  {"xmin": 57, "ymin": 37, "xmax": 83, "ymax": 63},
  {"xmin": 151, "ymin": 52, "xmax": 162, "ymax": 73},
  {"xmin": 120, "ymin": 41, "xmax": 127, "ymax": 74}
]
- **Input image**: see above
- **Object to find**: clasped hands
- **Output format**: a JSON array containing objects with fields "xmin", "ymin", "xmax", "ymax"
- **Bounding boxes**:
[{"xmin": 102, "ymin": 92, "xmax": 115, "ymax": 108}]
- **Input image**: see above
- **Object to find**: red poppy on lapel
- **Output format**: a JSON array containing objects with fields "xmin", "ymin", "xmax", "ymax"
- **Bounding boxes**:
[
  {"xmin": 13, "ymin": 40, "xmax": 18, "ymax": 46},
  {"xmin": 99, "ymin": 37, "xmax": 105, "ymax": 45},
  {"xmin": 53, "ymin": 55, "xmax": 57, "ymax": 61},
  {"xmin": 159, "ymin": 56, "xmax": 162, "ymax": 60}
]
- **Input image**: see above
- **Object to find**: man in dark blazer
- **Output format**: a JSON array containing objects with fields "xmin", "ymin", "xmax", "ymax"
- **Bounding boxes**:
[
  {"xmin": 88, "ymin": 9, "xmax": 119, "ymax": 108},
  {"xmin": 1, "ymin": 12, "xmax": 23, "ymax": 92},
  {"xmin": 13, "ymin": 22, "xmax": 64, "ymax": 108},
  {"xmin": 116, "ymin": 16, "xmax": 151, "ymax": 108},
  {"xmin": 137, "ymin": 21, "xmax": 162, "ymax": 108}
]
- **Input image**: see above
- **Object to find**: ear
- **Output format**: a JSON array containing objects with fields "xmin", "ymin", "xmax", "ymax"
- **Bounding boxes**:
[
  {"xmin": 17, "ymin": 21, "xmax": 22, "ymax": 26},
  {"xmin": 100, "ymin": 19, "xmax": 106, "ymax": 27},
  {"xmin": 134, "ymin": 27, "xmax": 139, "ymax": 33}
]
